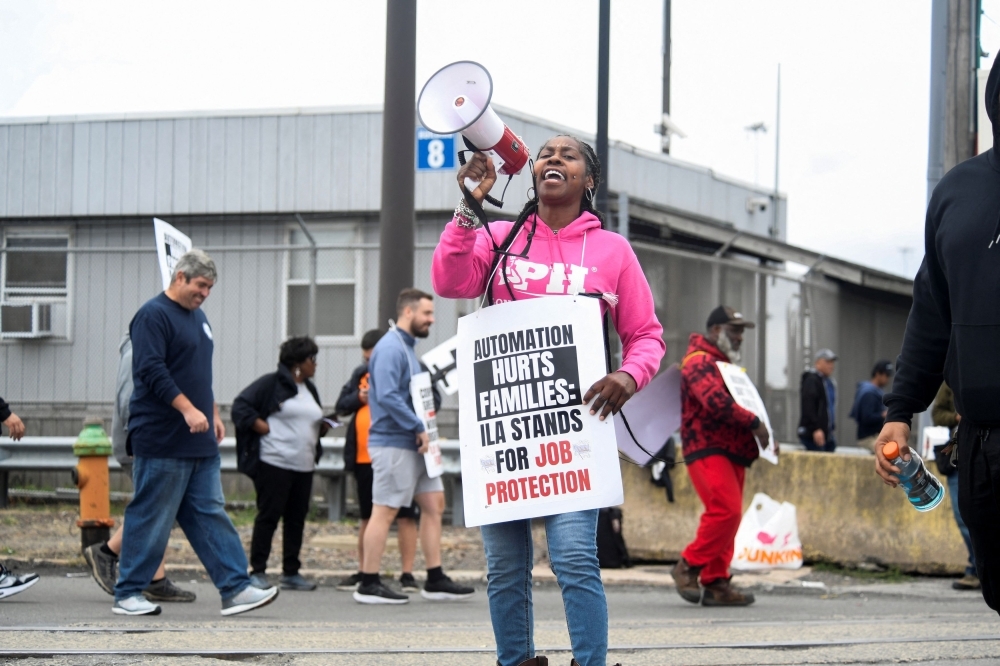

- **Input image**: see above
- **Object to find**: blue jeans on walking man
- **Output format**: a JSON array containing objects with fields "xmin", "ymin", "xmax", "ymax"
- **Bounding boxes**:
[
  {"xmin": 948, "ymin": 472, "xmax": 977, "ymax": 577},
  {"xmin": 115, "ymin": 454, "xmax": 252, "ymax": 601},
  {"xmin": 481, "ymin": 509, "xmax": 607, "ymax": 666}
]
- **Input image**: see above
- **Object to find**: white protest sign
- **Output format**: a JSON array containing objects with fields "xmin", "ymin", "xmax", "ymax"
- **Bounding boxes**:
[
  {"xmin": 716, "ymin": 361, "xmax": 778, "ymax": 465},
  {"xmin": 457, "ymin": 296, "xmax": 623, "ymax": 527},
  {"xmin": 614, "ymin": 364, "xmax": 681, "ymax": 465},
  {"xmin": 422, "ymin": 335, "xmax": 459, "ymax": 396},
  {"xmin": 153, "ymin": 218, "xmax": 192, "ymax": 291},
  {"xmin": 409, "ymin": 371, "xmax": 444, "ymax": 478}
]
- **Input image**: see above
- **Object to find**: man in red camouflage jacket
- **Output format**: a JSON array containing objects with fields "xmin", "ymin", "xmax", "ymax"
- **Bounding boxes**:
[{"xmin": 671, "ymin": 306, "xmax": 772, "ymax": 607}]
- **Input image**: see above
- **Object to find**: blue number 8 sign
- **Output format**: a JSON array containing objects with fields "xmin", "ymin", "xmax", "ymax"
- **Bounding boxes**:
[{"xmin": 417, "ymin": 128, "xmax": 456, "ymax": 171}]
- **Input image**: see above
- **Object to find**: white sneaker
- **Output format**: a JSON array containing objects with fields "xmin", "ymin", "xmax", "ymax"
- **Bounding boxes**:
[
  {"xmin": 221, "ymin": 584, "xmax": 279, "ymax": 616},
  {"xmin": 0, "ymin": 564, "xmax": 39, "ymax": 600},
  {"xmin": 112, "ymin": 595, "xmax": 162, "ymax": 615}
]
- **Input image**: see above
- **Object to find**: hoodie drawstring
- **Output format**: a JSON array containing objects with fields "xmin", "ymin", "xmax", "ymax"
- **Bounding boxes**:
[{"xmin": 989, "ymin": 208, "xmax": 1000, "ymax": 249}]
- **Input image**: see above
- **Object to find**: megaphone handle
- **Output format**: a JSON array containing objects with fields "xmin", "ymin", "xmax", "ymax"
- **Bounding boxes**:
[{"xmin": 464, "ymin": 177, "xmax": 482, "ymax": 192}]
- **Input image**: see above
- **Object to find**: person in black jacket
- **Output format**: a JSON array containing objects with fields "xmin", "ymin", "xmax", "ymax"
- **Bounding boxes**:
[
  {"xmin": 798, "ymin": 349, "xmax": 838, "ymax": 452},
  {"xmin": 232, "ymin": 337, "xmax": 326, "ymax": 592},
  {"xmin": 875, "ymin": 55, "xmax": 1000, "ymax": 615},
  {"xmin": 333, "ymin": 329, "xmax": 427, "ymax": 593}
]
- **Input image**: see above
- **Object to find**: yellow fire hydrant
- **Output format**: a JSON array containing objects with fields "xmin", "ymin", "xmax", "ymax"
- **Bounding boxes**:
[{"xmin": 73, "ymin": 417, "xmax": 115, "ymax": 552}]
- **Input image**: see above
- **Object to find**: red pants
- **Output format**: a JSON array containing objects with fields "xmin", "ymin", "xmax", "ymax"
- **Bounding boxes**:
[{"xmin": 681, "ymin": 454, "xmax": 745, "ymax": 584}]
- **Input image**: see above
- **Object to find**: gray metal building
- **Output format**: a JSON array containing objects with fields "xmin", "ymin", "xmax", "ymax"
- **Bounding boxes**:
[{"xmin": 0, "ymin": 105, "xmax": 911, "ymax": 448}]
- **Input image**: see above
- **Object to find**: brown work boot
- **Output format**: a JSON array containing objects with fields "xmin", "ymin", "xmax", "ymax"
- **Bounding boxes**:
[
  {"xmin": 701, "ymin": 577, "xmax": 755, "ymax": 606},
  {"xmin": 509, "ymin": 658, "xmax": 547, "ymax": 666},
  {"xmin": 952, "ymin": 574, "xmax": 981, "ymax": 590},
  {"xmin": 670, "ymin": 557, "xmax": 703, "ymax": 604},
  {"xmin": 571, "ymin": 660, "xmax": 621, "ymax": 666}
]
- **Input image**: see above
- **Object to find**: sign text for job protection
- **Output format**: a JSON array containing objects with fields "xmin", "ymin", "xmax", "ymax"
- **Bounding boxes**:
[{"xmin": 472, "ymin": 323, "xmax": 594, "ymax": 507}]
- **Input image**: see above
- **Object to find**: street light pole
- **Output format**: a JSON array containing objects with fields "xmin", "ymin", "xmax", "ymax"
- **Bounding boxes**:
[{"xmin": 377, "ymin": 0, "xmax": 417, "ymax": 330}]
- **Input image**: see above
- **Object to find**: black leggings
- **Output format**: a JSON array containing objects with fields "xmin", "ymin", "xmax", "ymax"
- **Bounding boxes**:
[{"xmin": 250, "ymin": 461, "xmax": 313, "ymax": 576}]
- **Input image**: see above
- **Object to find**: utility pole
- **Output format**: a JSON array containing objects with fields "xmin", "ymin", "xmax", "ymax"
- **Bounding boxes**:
[
  {"xmin": 377, "ymin": 0, "xmax": 417, "ymax": 330},
  {"xmin": 771, "ymin": 64, "xmax": 781, "ymax": 238},
  {"xmin": 928, "ymin": 0, "xmax": 980, "ymax": 199},
  {"xmin": 661, "ymin": 0, "xmax": 671, "ymax": 154},
  {"xmin": 595, "ymin": 0, "xmax": 611, "ymax": 221},
  {"xmin": 655, "ymin": 0, "xmax": 685, "ymax": 153}
]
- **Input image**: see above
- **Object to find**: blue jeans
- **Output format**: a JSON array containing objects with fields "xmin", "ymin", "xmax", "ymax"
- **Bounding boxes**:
[
  {"xmin": 480, "ymin": 509, "xmax": 607, "ymax": 666},
  {"xmin": 115, "ymin": 454, "xmax": 251, "ymax": 601},
  {"xmin": 948, "ymin": 472, "xmax": 977, "ymax": 576}
]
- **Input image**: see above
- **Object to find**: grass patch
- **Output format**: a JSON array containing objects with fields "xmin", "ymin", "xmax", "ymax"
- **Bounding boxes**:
[
  {"xmin": 812, "ymin": 561, "xmax": 911, "ymax": 583},
  {"xmin": 226, "ymin": 507, "xmax": 258, "ymax": 527}
]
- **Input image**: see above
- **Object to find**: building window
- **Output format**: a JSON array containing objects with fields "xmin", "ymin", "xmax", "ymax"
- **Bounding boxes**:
[
  {"xmin": 286, "ymin": 223, "xmax": 359, "ymax": 339},
  {"xmin": 1, "ymin": 231, "xmax": 71, "ymax": 339}
]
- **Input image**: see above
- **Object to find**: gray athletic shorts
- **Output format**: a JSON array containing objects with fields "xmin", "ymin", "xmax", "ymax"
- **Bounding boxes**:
[{"xmin": 369, "ymin": 446, "xmax": 443, "ymax": 509}]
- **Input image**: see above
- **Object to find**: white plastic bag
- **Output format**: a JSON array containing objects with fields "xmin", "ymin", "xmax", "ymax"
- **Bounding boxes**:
[{"xmin": 730, "ymin": 492, "xmax": 803, "ymax": 571}]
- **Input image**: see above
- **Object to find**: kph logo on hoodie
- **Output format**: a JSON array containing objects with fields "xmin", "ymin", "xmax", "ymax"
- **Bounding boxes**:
[{"xmin": 500, "ymin": 259, "xmax": 590, "ymax": 296}]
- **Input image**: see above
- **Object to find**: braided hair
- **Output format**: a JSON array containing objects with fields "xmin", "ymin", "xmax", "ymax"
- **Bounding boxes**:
[{"xmin": 486, "ymin": 135, "xmax": 604, "ymax": 304}]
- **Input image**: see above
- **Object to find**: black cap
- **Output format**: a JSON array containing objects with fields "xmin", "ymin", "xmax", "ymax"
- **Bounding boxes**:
[
  {"xmin": 706, "ymin": 305, "xmax": 755, "ymax": 329},
  {"xmin": 873, "ymin": 360, "xmax": 894, "ymax": 376}
]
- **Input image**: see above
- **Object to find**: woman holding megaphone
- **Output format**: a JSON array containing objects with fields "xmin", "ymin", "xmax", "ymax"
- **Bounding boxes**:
[{"xmin": 432, "ymin": 136, "xmax": 665, "ymax": 666}]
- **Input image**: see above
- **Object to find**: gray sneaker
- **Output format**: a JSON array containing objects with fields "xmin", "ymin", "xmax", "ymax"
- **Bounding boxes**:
[
  {"xmin": 249, "ymin": 572, "xmax": 269, "ymax": 589},
  {"xmin": 221, "ymin": 585, "xmax": 279, "ymax": 616},
  {"xmin": 82, "ymin": 543, "xmax": 117, "ymax": 596},
  {"xmin": 143, "ymin": 577, "xmax": 196, "ymax": 602},
  {"xmin": 280, "ymin": 573, "xmax": 317, "ymax": 591},
  {"xmin": 398, "ymin": 573, "xmax": 420, "ymax": 593},
  {"xmin": 112, "ymin": 595, "xmax": 161, "ymax": 616}
]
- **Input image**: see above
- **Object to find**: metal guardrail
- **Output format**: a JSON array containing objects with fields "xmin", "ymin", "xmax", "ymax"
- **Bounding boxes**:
[{"xmin": 0, "ymin": 437, "xmax": 466, "ymax": 526}]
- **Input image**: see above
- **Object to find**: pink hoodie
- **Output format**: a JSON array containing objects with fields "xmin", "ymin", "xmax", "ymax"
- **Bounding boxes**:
[{"xmin": 431, "ymin": 211, "xmax": 665, "ymax": 391}]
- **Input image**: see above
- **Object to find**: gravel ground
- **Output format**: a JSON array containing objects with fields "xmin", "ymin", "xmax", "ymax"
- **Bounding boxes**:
[{"xmin": 0, "ymin": 504, "xmax": 553, "ymax": 576}]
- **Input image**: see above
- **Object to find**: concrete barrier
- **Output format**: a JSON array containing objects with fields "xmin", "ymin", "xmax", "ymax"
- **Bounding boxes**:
[{"xmin": 620, "ymin": 450, "xmax": 969, "ymax": 574}]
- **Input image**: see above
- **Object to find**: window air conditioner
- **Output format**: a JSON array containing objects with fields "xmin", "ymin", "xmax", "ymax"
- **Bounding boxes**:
[{"xmin": 0, "ymin": 302, "xmax": 54, "ymax": 339}]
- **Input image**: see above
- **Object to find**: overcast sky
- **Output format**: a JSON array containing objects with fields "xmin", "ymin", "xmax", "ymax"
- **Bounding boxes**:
[{"xmin": 2, "ymin": 0, "xmax": 999, "ymax": 277}]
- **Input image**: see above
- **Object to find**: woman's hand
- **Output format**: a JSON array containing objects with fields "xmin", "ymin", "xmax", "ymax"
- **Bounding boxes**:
[
  {"xmin": 457, "ymin": 151, "xmax": 497, "ymax": 203},
  {"xmin": 252, "ymin": 418, "xmax": 270, "ymax": 436},
  {"xmin": 583, "ymin": 371, "xmax": 638, "ymax": 422}
]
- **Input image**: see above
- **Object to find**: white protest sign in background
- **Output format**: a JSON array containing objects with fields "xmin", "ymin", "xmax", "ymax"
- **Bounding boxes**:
[
  {"xmin": 457, "ymin": 297, "xmax": 623, "ymax": 527},
  {"xmin": 716, "ymin": 361, "xmax": 778, "ymax": 465},
  {"xmin": 614, "ymin": 364, "xmax": 681, "ymax": 465},
  {"xmin": 153, "ymin": 218, "xmax": 192, "ymax": 291},
  {"xmin": 422, "ymin": 335, "xmax": 459, "ymax": 396},
  {"xmin": 410, "ymin": 371, "xmax": 444, "ymax": 478}
]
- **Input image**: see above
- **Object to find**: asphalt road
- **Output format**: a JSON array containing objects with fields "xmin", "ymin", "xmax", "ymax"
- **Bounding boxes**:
[{"xmin": 1, "ymin": 572, "xmax": 998, "ymax": 665}]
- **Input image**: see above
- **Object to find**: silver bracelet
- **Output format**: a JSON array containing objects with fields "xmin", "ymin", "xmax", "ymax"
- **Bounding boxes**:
[{"xmin": 454, "ymin": 199, "xmax": 479, "ymax": 229}]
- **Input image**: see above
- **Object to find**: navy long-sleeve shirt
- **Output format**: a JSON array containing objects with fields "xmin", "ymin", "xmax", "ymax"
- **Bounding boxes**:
[
  {"xmin": 850, "ymin": 381, "xmax": 885, "ymax": 440},
  {"xmin": 367, "ymin": 328, "xmax": 425, "ymax": 451},
  {"xmin": 128, "ymin": 293, "xmax": 217, "ymax": 458}
]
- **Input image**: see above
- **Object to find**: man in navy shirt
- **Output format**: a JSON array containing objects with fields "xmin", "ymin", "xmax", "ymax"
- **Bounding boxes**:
[
  {"xmin": 114, "ymin": 249, "xmax": 278, "ymax": 616},
  {"xmin": 849, "ymin": 360, "xmax": 892, "ymax": 452}
]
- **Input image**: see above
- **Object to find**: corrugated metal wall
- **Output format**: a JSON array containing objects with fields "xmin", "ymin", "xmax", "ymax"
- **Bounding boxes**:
[
  {"xmin": 0, "ymin": 217, "xmax": 461, "ymax": 416},
  {"xmin": 0, "ymin": 107, "xmax": 785, "ymax": 237}
]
